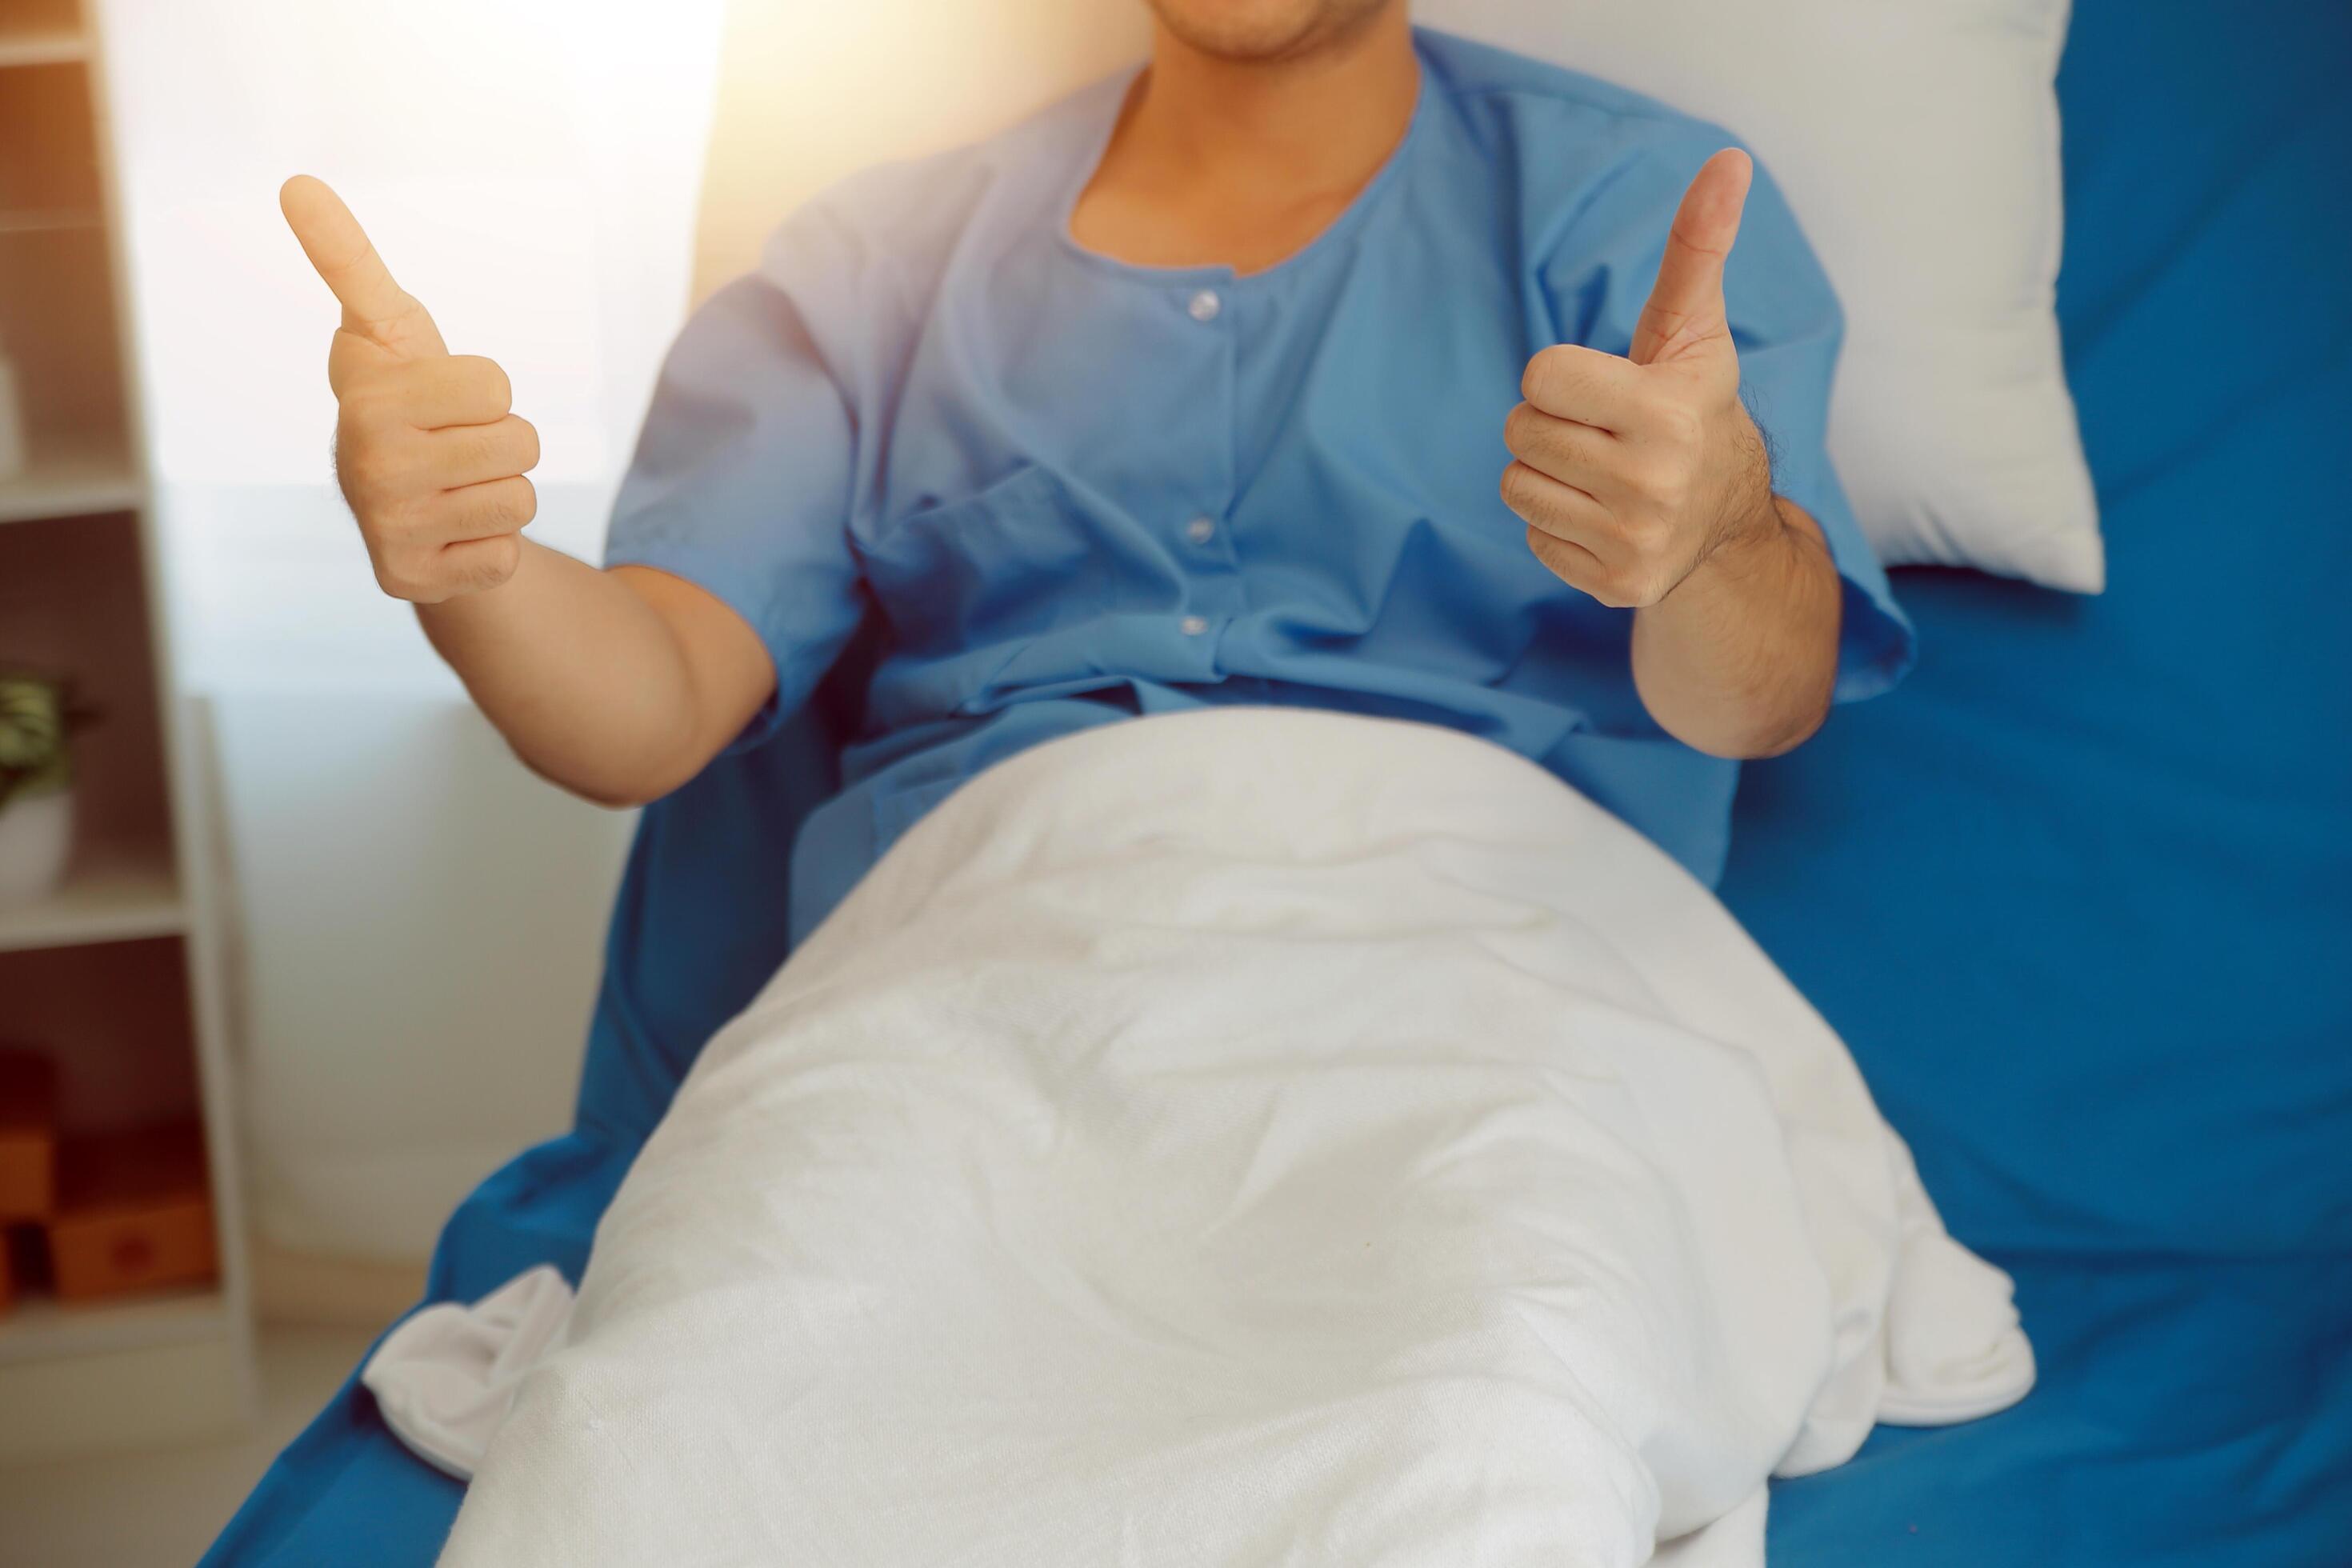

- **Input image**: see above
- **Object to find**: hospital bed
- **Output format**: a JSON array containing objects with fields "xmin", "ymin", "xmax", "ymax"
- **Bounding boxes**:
[{"xmin": 202, "ymin": 2, "xmax": 2352, "ymax": 1560}]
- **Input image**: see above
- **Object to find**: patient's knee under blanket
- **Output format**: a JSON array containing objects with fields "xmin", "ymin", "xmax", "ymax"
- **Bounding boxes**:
[{"xmin": 415, "ymin": 709, "xmax": 2031, "ymax": 1567}]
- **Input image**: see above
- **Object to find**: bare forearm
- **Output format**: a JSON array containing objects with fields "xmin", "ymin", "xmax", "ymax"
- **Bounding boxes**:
[
  {"xmin": 1500, "ymin": 150, "xmax": 1848, "ymax": 760},
  {"xmin": 416, "ymin": 543, "xmax": 742, "ymax": 806},
  {"xmin": 281, "ymin": 182, "xmax": 774, "ymax": 808},
  {"xmin": 1630, "ymin": 496, "xmax": 1840, "ymax": 759}
]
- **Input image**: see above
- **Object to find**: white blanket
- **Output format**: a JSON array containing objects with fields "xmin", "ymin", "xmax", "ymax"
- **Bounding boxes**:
[{"xmin": 436, "ymin": 709, "xmax": 2031, "ymax": 1566}]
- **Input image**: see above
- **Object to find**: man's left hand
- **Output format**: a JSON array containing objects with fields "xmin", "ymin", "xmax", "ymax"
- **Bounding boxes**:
[{"xmin": 1501, "ymin": 148, "xmax": 1782, "ymax": 610}]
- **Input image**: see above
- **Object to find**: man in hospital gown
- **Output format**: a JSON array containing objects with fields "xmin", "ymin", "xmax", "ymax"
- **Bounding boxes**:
[{"xmin": 282, "ymin": 0, "xmax": 1910, "ymax": 946}]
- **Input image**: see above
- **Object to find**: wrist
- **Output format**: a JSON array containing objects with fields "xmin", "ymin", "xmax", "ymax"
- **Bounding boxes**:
[
  {"xmin": 1699, "ymin": 399, "xmax": 1782, "ymax": 561},
  {"xmin": 1671, "ymin": 492, "xmax": 1790, "ymax": 605},
  {"xmin": 1719, "ymin": 474, "xmax": 1787, "ymax": 551}
]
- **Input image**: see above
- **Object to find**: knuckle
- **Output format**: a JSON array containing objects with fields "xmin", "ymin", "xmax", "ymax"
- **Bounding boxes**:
[
  {"xmin": 1499, "ymin": 462, "xmax": 1538, "ymax": 515},
  {"xmin": 1630, "ymin": 454, "xmax": 1683, "ymax": 507},
  {"xmin": 350, "ymin": 499, "xmax": 402, "ymax": 547},
  {"xmin": 1524, "ymin": 524, "xmax": 1599, "ymax": 592},
  {"xmin": 381, "ymin": 542, "xmax": 459, "ymax": 603},
  {"xmin": 336, "ymin": 438, "xmax": 398, "ymax": 502},
  {"xmin": 466, "ymin": 536, "xmax": 522, "ymax": 590},
  {"xmin": 374, "ymin": 559, "xmax": 430, "ymax": 602},
  {"xmin": 1664, "ymin": 408, "xmax": 1703, "ymax": 452},
  {"xmin": 510, "ymin": 415, "xmax": 541, "ymax": 473},
  {"xmin": 1525, "ymin": 524, "xmax": 1573, "ymax": 578},
  {"xmin": 1520, "ymin": 346, "xmax": 1570, "ymax": 408},
  {"xmin": 462, "ymin": 356, "xmax": 514, "ymax": 414},
  {"xmin": 483, "ymin": 478, "xmax": 534, "ymax": 530},
  {"xmin": 1502, "ymin": 403, "xmax": 1534, "ymax": 454},
  {"xmin": 386, "ymin": 498, "xmax": 443, "ymax": 545},
  {"xmin": 1518, "ymin": 354, "xmax": 1547, "ymax": 406}
]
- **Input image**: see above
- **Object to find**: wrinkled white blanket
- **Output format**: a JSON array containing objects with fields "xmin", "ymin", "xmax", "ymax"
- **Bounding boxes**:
[{"xmin": 438, "ymin": 709, "xmax": 2031, "ymax": 1566}]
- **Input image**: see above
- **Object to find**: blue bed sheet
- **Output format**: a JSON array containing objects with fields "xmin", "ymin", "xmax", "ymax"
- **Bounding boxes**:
[{"xmin": 203, "ymin": 1, "xmax": 2352, "ymax": 1561}]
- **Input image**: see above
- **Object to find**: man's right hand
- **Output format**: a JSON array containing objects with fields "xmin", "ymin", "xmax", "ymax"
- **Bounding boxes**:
[{"xmin": 280, "ymin": 175, "xmax": 541, "ymax": 603}]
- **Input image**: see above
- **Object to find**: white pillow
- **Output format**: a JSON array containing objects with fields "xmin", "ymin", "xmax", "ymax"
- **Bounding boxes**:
[
  {"xmin": 694, "ymin": 0, "xmax": 2101, "ymax": 591},
  {"xmin": 1418, "ymin": 0, "xmax": 2102, "ymax": 590}
]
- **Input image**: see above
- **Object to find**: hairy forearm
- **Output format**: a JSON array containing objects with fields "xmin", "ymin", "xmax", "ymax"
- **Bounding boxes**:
[
  {"xmin": 1629, "ymin": 496, "xmax": 1840, "ymax": 759},
  {"xmin": 415, "ymin": 542, "xmax": 738, "ymax": 806}
]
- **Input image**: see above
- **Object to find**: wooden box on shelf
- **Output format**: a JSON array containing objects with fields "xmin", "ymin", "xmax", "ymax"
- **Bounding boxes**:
[
  {"xmin": 47, "ymin": 1118, "xmax": 214, "ymax": 1302},
  {"xmin": 0, "ymin": 1046, "xmax": 57, "ymax": 1222}
]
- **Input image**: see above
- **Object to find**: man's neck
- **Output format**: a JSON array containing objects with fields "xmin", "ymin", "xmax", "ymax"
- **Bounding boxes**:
[
  {"xmin": 1126, "ymin": 8, "xmax": 1419, "ymax": 206},
  {"xmin": 1070, "ymin": 5, "xmax": 1418, "ymax": 273}
]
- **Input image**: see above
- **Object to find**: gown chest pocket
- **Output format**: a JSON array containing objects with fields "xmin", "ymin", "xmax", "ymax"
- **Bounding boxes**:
[{"xmin": 856, "ymin": 463, "xmax": 1160, "ymax": 658}]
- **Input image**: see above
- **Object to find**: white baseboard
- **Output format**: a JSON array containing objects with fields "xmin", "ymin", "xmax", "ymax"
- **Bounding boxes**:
[{"xmin": 248, "ymin": 1241, "xmax": 427, "ymax": 1331}]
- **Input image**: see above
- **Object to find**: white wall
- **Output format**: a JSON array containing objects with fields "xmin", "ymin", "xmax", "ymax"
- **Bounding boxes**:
[
  {"xmin": 208, "ymin": 693, "xmax": 634, "ymax": 1261},
  {"xmin": 97, "ymin": 0, "xmax": 723, "ymax": 1259}
]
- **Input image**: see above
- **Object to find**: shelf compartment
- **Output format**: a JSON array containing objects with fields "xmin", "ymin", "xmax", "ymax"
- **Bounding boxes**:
[
  {"xmin": 0, "ymin": 938, "xmax": 200, "ymax": 1138},
  {"xmin": 0, "ymin": 219, "xmax": 128, "ymax": 464},
  {"xmin": 0, "ymin": 511, "xmax": 174, "ymax": 874},
  {"xmin": 0, "ymin": 60, "xmax": 99, "ymax": 213}
]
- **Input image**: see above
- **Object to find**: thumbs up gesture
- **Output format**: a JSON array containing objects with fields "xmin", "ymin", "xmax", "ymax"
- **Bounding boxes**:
[
  {"xmin": 280, "ymin": 176, "xmax": 540, "ymax": 602},
  {"xmin": 1502, "ymin": 150, "xmax": 1778, "ymax": 610}
]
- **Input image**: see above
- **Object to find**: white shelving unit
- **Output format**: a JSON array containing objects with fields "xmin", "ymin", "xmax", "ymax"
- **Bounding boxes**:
[{"xmin": 0, "ymin": 0, "xmax": 254, "ymax": 1464}]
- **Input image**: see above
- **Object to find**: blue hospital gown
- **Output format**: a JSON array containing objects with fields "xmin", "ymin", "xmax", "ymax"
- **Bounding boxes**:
[{"xmin": 603, "ymin": 28, "xmax": 1912, "ymax": 944}]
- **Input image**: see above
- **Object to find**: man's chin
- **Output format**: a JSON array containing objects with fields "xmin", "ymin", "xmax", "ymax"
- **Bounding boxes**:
[{"xmin": 1145, "ymin": 0, "xmax": 1387, "ymax": 63}]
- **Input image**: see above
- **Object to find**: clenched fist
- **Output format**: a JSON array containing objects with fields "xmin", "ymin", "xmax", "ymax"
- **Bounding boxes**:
[
  {"xmin": 1502, "ymin": 149, "xmax": 1778, "ymax": 611},
  {"xmin": 280, "ymin": 175, "xmax": 540, "ymax": 603}
]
